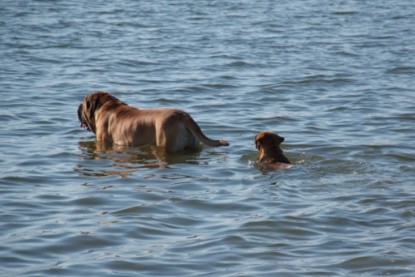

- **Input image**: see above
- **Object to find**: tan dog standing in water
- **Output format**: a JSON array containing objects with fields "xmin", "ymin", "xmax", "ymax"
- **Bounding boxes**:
[
  {"xmin": 78, "ymin": 92, "xmax": 229, "ymax": 153},
  {"xmin": 255, "ymin": 131, "xmax": 291, "ymax": 170}
]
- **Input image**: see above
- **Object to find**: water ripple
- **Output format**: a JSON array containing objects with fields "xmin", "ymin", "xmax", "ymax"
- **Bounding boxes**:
[{"xmin": 1, "ymin": 0, "xmax": 415, "ymax": 276}]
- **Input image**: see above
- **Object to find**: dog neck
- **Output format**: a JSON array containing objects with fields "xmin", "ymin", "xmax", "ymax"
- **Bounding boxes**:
[
  {"xmin": 103, "ymin": 99, "xmax": 127, "ymax": 111},
  {"xmin": 259, "ymin": 145, "xmax": 291, "ymax": 164}
]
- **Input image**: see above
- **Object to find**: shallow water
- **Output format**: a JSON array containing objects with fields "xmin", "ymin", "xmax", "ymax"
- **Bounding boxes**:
[{"xmin": 1, "ymin": 0, "xmax": 415, "ymax": 276}]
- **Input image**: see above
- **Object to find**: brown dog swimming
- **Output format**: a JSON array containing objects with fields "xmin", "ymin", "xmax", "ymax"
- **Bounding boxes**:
[
  {"xmin": 78, "ymin": 92, "xmax": 229, "ymax": 153},
  {"xmin": 255, "ymin": 131, "xmax": 291, "ymax": 170}
]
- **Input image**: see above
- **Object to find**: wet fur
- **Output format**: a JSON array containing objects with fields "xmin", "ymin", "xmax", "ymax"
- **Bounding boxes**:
[
  {"xmin": 78, "ymin": 92, "xmax": 229, "ymax": 153},
  {"xmin": 255, "ymin": 131, "xmax": 291, "ymax": 170}
]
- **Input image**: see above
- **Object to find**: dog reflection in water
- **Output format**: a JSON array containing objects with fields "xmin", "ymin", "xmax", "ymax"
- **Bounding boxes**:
[
  {"xmin": 254, "ymin": 131, "xmax": 291, "ymax": 170},
  {"xmin": 77, "ymin": 140, "xmax": 203, "ymax": 176}
]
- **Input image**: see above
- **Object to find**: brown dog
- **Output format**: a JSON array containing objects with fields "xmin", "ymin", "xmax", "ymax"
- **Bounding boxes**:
[
  {"xmin": 255, "ymin": 131, "xmax": 291, "ymax": 170},
  {"xmin": 78, "ymin": 92, "xmax": 229, "ymax": 153}
]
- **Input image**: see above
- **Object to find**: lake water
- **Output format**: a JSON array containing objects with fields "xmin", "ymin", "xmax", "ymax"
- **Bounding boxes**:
[{"xmin": 1, "ymin": 0, "xmax": 415, "ymax": 276}]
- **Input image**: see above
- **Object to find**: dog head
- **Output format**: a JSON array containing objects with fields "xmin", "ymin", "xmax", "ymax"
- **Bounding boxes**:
[
  {"xmin": 255, "ymin": 131, "xmax": 285, "ymax": 151},
  {"xmin": 78, "ymin": 91, "xmax": 124, "ymax": 133}
]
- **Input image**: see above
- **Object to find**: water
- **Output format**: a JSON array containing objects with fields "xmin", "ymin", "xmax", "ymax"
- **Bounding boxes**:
[{"xmin": 1, "ymin": 0, "xmax": 415, "ymax": 276}]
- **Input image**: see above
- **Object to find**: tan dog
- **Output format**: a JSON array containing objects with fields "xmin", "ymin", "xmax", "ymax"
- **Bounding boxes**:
[
  {"xmin": 78, "ymin": 92, "xmax": 229, "ymax": 153},
  {"xmin": 255, "ymin": 131, "xmax": 291, "ymax": 170}
]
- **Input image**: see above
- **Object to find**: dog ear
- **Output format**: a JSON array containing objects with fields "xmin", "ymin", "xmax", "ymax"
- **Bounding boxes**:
[
  {"xmin": 255, "ymin": 140, "xmax": 261, "ymax": 150},
  {"xmin": 87, "ymin": 95, "xmax": 99, "ymax": 118},
  {"xmin": 272, "ymin": 133, "xmax": 284, "ymax": 144},
  {"xmin": 77, "ymin": 104, "xmax": 83, "ymax": 121},
  {"xmin": 255, "ymin": 137, "xmax": 262, "ymax": 150}
]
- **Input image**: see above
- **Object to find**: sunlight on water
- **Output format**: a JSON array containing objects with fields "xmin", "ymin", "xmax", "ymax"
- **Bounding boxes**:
[{"xmin": 1, "ymin": 0, "xmax": 414, "ymax": 276}]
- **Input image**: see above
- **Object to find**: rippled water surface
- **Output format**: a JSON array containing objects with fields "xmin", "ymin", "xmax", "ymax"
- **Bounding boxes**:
[{"xmin": 1, "ymin": 0, "xmax": 415, "ymax": 276}]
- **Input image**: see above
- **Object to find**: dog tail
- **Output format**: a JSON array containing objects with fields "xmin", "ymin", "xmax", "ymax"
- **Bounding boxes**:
[{"xmin": 181, "ymin": 113, "xmax": 229, "ymax": 147}]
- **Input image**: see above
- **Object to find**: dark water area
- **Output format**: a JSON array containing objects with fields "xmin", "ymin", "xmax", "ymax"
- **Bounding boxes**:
[{"xmin": 1, "ymin": 0, "xmax": 415, "ymax": 276}]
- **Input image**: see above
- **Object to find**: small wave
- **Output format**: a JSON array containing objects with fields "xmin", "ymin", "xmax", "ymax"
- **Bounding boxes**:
[
  {"xmin": 227, "ymin": 60, "xmax": 256, "ymax": 68},
  {"xmin": 283, "ymin": 74, "xmax": 354, "ymax": 85},
  {"xmin": 331, "ymin": 10, "xmax": 358, "ymax": 16},
  {"xmin": 385, "ymin": 66, "xmax": 415, "ymax": 74}
]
